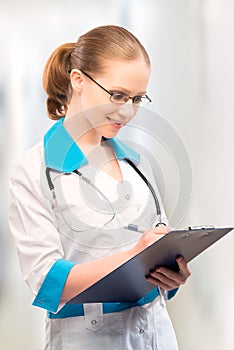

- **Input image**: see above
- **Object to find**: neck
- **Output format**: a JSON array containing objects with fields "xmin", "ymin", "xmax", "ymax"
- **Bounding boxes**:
[
  {"xmin": 64, "ymin": 93, "xmax": 106, "ymax": 151},
  {"xmin": 63, "ymin": 114, "xmax": 102, "ymax": 155}
]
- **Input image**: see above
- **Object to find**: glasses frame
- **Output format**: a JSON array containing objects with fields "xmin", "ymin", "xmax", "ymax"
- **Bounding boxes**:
[{"xmin": 81, "ymin": 70, "xmax": 152, "ymax": 106}]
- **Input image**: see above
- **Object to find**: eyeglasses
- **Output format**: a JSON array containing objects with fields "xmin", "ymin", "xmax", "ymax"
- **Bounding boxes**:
[{"xmin": 81, "ymin": 70, "xmax": 152, "ymax": 107}]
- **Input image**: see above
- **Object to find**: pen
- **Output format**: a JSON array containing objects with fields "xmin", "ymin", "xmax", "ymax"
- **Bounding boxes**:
[
  {"xmin": 124, "ymin": 224, "xmax": 147, "ymax": 233},
  {"xmin": 124, "ymin": 223, "xmax": 171, "ymax": 233}
]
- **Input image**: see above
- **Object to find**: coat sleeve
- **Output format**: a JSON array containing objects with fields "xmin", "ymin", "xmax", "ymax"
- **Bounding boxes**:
[{"xmin": 8, "ymin": 148, "xmax": 76, "ymax": 313}]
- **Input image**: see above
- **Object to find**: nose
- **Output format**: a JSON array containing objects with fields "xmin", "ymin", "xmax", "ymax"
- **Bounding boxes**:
[{"xmin": 117, "ymin": 101, "xmax": 136, "ymax": 119}]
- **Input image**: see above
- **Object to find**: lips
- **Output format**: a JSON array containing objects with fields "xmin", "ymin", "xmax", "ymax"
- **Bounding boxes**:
[{"xmin": 106, "ymin": 116, "xmax": 125, "ymax": 127}]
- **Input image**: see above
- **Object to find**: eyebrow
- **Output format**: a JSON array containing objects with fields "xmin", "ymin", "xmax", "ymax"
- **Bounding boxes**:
[{"xmin": 110, "ymin": 86, "xmax": 147, "ymax": 95}]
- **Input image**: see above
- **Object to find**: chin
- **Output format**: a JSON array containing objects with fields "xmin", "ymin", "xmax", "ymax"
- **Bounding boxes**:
[
  {"xmin": 102, "ymin": 130, "xmax": 120, "ymax": 139},
  {"xmin": 97, "ymin": 125, "xmax": 122, "ymax": 139}
]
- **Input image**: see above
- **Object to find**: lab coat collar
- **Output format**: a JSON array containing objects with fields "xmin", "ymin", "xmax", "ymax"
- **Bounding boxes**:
[{"xmin": 44, "ymin": 118, "xmax": 140, "ymax": 172}]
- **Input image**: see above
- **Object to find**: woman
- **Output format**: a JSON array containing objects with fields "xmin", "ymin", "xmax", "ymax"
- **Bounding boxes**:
[{"xmin": 9, "ymin": 25, "xmax": 190, "ymax": 349}]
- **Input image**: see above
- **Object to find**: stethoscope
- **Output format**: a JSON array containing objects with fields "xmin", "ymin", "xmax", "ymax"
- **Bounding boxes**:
[{"xmin": 45, "ymin": 158, "xmax": 166, "ymax": 233}]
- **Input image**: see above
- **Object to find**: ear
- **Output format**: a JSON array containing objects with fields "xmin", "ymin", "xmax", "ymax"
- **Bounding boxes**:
[{"xmin": 70, "ymin": 69, "xmax": 84, "ymax": 92}]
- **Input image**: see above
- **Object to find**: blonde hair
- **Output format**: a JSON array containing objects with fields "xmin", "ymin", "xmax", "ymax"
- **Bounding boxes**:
[{"xmin": 43, "ymin": 25, "xmax": 150, "ymax": 120}]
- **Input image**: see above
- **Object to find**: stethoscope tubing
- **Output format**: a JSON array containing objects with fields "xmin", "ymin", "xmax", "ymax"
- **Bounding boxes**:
[{"xmin": 45, "ymin": 158, "xmax": 165, "ymax": 229}]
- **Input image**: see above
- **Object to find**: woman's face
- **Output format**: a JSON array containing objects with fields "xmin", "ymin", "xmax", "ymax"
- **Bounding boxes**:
[{"xmin": 69, "ymin": 58, "xmax": 151, "ymax": 140}]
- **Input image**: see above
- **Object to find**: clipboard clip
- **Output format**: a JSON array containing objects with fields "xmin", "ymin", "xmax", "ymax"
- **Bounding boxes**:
[{"xmin": 187, "ymin": 225, "xmax": 215, "ymax": 231}]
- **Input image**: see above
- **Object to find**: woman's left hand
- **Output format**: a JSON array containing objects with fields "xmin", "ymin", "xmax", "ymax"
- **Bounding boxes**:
[{"xmin": 146, "ymin": 256, "xmax": 191, "ymax": 290}]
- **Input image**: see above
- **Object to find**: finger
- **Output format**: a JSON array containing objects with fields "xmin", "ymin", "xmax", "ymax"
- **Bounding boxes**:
[
  {"xmin": 155, "ymin": 264, "xmax": 190, "ymax": 285},
  {"xmin": 147, "ymin": 258, "xmax": 191, "ymax": 290},
  {"xmin": 176, "ymin": 256, "xmax": 191, "ymax": 278},
  {"xmin": 150, "ymin": 225, "xmax": 169, "ymax": 235},
  {"xmin": 150, "ymin": 271, "xmax": 180, "ymax": 289},
  {"xmin": 146, "ymin": 275, "xmax": 177, "ymax": 290}
]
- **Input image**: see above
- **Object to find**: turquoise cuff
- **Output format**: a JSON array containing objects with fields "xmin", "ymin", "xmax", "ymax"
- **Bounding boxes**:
[
  {"xmin": 32, "ymin": 259, "xmax": 76, "ymax": 312},
  {"xmin": 167, "ymin": 288, "xmax": 178, "ymax": 300}
]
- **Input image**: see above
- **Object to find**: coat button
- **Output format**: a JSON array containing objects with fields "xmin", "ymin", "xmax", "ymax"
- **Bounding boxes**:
[
  {"xmin": 37, "ymin": 298, "xmax": 43, "ymax": 305},
  {"xmin": 139, "ymin": 328, "xmax": 144, "ymax": 334},
  {"xmin": 91, "ymin": 320, "xmax": 97, "ymax": 325}
]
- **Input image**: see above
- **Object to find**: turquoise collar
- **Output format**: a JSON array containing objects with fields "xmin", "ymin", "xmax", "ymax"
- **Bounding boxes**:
[{"xmin": 44, "ymin": 118, "xmax": 140, "ymax": 172}]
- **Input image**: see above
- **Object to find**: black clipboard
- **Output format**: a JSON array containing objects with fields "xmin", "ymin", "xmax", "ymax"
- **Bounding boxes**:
[{"xmin": 68, "ymin": 226, "xmax": 233, "ymax": 304}]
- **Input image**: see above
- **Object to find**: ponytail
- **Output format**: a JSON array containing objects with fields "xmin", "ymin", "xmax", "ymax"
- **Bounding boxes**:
[{"xmin": 43, "ymin": 43, "xmax": 75, "ymax": 120}]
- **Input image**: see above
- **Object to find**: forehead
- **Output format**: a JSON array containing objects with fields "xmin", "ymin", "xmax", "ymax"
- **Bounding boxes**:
[{"xmin": 96, "ymin": 59, "xmax": 151, "ymax": 92}]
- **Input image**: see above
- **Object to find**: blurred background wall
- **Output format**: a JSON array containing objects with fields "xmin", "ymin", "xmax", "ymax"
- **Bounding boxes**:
[{"xmin": 1, "ymin": 0, "xmax": 234, "ymax": 349}]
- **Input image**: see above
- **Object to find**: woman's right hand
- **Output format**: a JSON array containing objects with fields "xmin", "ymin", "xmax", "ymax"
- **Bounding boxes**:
[{"xmin": 129, "ymin": 225, "xmax": 170, "ymax": 257}]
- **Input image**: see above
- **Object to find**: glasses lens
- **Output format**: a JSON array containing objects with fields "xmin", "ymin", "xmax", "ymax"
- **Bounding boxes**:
[
  {"xmin": 110, "ymin": 93, "xmax": 152, "ymax": 107},
  {"xmin": 133, "ymin": 95, "xmax": 151, "ymax": 107},
  {"xmin": 110, "ymin": 93, "xmax": 128, "ymax": 104}
]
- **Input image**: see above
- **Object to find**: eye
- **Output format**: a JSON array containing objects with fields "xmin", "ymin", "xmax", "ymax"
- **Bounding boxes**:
[
  {"xmin": 111, "ymin": 92, "xmax": 128, "ymax": 103},
  {"xmin": 133, "ymin": 96, "xmax": 144, "ymax": 104}
]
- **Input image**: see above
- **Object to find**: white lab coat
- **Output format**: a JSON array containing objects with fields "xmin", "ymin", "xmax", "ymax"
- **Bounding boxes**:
[{"xmin": 9, "ymin": 120, "xmax": 179, "ymax": 350}]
